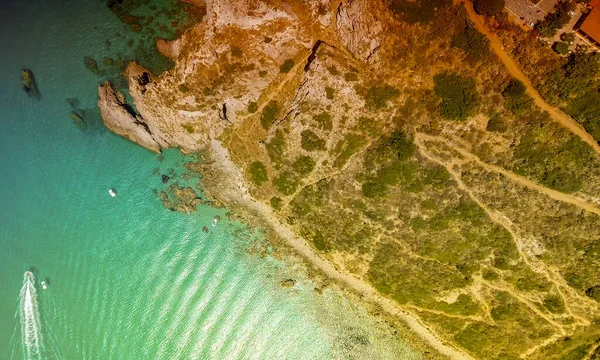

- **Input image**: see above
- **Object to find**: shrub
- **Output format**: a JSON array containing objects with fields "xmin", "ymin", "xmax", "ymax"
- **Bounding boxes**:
[
  {"xmin": 433, "ymin": 73, "xmax": 478, "ymax": 120},
  {"xmin": 279, "ymin": 59, "xmax": 295, "ymax": 73},
  {"xmin": 543, "ymin": 295, "xmax": 565, "ymax": 313},
  {"xmin": 248, "ymin": 161, "xmax": 268, "ymax": 186},
  {"xmin": 270, "ymin": 197, "xmax": 282, "ymax": 210},
  {"xmin": 387, "ymin": 0, "xmax": 452, "ymax": 24},
  {"xmin": 451, "ymin": 25, "xmax": 490, "ymax": 59},
  {"xmin": 344, "ymin": 72, "xmax": 359, "ymax": 81},
  {"xmin": 313, "ymin": 112, "xmax": 333, "ymax": 130},
  {"xmin": 560, "ymin": 32, "xmax": 575, "ymax": 43},
  {"xmin": 553, "ymin": 41, "xmax": 569, "ymax": 55},
  {"xmin": 325, "ymin": 86, "xmax": 335, "ymax": 99},
  {"xmin": 585, "ymin": 285, "xmax": 600, "ymax": 302},
  {"xmin": 266, "ymin": 130, "xmax": 285, "ymax": 165},
  {"xmin": 272, "ymin": 172, "xmax": 299, "ymax": 195},
  {"xmin": 502, "ymin": 79, "xmax": 526, "ymax": 98},
  {"xmin": 292, "ymin": 156, "xmax": 316, "ymax": 175},
  {"xmin": 333, "ymin": 133, "xmax": 366, "ymax": 168},
  {"xmin": 260, "ymin": 100, "xmax": 279, "ymax": 129},
  {"xmin": 362, "ymin": 85, "xmax": 400, "ymax": 109},
  {"xmin": 473, "ymin": 0, "xmax": 505, "ymax": 16},
  {"xmin": 486, "ymin": 113, "xmax": 507, "ymax": 132},
  {"xmin": 300, "ymin": 130, "xmax": 326, "ymax": 151},
  {"xmin": 247, "ymin": 101, "xmax": 258, "ymax": 113}
]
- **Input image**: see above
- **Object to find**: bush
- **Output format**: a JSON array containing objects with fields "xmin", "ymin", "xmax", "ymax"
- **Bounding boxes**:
[
  {"xmin": 279, "ymin": 59, "xmax": 295, "ymax": 73},
  {"xmin": 585, "ymin": 285, "xmax": 600, "ymax": 302},
  {"xmin": 313, "ymin": 112, "xmax": 333, "ymax": 130},
  {"xmin": 433, "ymin": 73, "xmax": 478, "ymax": 120},
  {"xmin": 553, "ymin": 41, "xmax": 569, "ymax": 55},
  {"xmin": 270, "ymin": 197, "xmax": 282, "ymax": 210},
  {"xmin": 247, "ymin": 101, "xmax": 258, "ymax": 113},
  {"xmin": 260, "ymin": 100, "xmax": 279, "ymax": 129},
  {"xmin": 292, "ymin": 156, "xmax": 316, "ymax": 175},
  {"xmin": 325, "ymin": 86, "xmax": 335, "ymax": 99},
  {"xmin": 486, "ymin": 113, "xmax": 507, "ymax": 132},
  {"xmin": 502, "ymin": 79, "xmax": 526, "ymax": 98},
  {"xmin": 560, "ymin": 32, "xmax": 575, "ymax": 43},
  {"xmin": 272, "ymin": 172, "xmax": 299, "ymax": 195},
  {"xmin": 300, "ymin": 130, "xmax": 326, "ymax": 151},
  {"xmin": 249, "ymin": 161, "xmax": 268, "ymax": 186},
  {"xmin": 473, "ymin": 0, "xmax": 505, "ymax": 16},
  {"xmin": 451, "ymin": 25, "xmax": 490, "ymax": 60},
  {"xmin": 360, "ymin": 85, "xmax": 400, "ymax": 109},
  {"xmin": 266, "ymin": 130, "xmax": 285, "ymax": 165},
  {"xmin": 387, "ymin": 0, "xmax": 452, "ymax": 24}
]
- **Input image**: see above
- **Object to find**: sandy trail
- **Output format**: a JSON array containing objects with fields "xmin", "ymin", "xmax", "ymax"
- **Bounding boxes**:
[
  {"xmin": 206, "ymin": 140, "xmax": 473, "ymax": 360},
  {"xmin": 416, "ymin": 133, "xmax": 600, "ymax": 216},
  {"xmin": 460, "ymin": 0, "xmax": 600, "ymax": 156}
]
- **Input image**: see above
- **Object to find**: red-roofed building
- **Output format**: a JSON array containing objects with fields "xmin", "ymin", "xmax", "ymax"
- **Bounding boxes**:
[{"xmin": 576, "ymin": 0, "xmax": 600, "ymax": 49}]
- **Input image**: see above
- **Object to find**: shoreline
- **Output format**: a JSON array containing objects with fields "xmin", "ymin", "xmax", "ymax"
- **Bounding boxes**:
[{"xmin": 197, "ymin": 139, "xmax": 473, "ymax": 360}]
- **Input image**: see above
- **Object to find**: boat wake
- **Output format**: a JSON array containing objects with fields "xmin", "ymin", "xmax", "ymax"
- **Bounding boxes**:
[{"xmin": 19, "ymin": 271, "xmax": 43, "ymax": 360}]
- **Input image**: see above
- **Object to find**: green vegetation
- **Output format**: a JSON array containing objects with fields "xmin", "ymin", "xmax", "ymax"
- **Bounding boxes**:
[
  {"xmin": 292, "ymin": 156, "xmax": 316, "ymax": 175},
  {"xmin": 473, "ymin": 0, "xmax": 505, "ymax": 16},
  {"xmin": 585, "ymin": 285, "xmax": 600, "ymax": 302},
  {"xmin": 535, "ymin": 1, "xmax": 573, "ymax": 38},
  {"xmin": 451, "ymin": 25, "xmax": 489, "ymax": 59},
  {"xmin": 344, "ymin": 72, "xmax": 358, "ymax": 82},
  {"xmin": 313, "ymin": 112, "xmax": 333, "ymax": 131},
  {"xmin": 502, "ymin": 79, "xmax": 532, "ymax": 114},
  {"xmin": 333, "ymin": 133, "xmax": 366, "ymax": 168},
  {"xmin": 248, "ymin": 161, "xmax": 268, "ymax": 186},
  {"xmin": 272, "ymin": 171, "xmax": 299, "ymax": 195},
  {"xmin": 178, "ymin": 83, "xmax": 190, "ymax": 93},
  {"xmin": 266, "ymin": 130, "xmax": 285, "ymax": 166},
  {"xmin": 387, "ymin": 0, "xmax": 452, "ymax": 24},
  {"xmin": 279, "ymin": 59, "xmax": 295, "ymax": 73},
  {"xmin": 560, "ymin": 32, "xmax": 575, "ymax": 43},
  {"xmin": 543, "ymin": 294, "xmax": 565, "ymax": 313},
  {"xmin": 247, "ymin": 101, "xmax": 258, "ymax": 113},
  {"xmin": 433, "ymin": 73, "xmax": 478, "ymax": 120},
  {"xmin": 553, "ymin": 41, "xmax": 569, "ymax": 55},
  {"xmin": 260, "ymin": 100, "xmax": 280, "ymax": 129},
  {"xmin": 513, "ymin": 126, "xmax": 595, "ymax": 193},
  {"xmin": 182, "ymin": 123, "xmax": 195, "ymax": 134},
  {"xmin": 270, "ymin": 197, "xmax": 282, "ymax": 210},
  {"xmin": 359, "ymin": 85, "xmax": 400, "ymax": 109},
  {"xmin": 325, "ymin": 86, "xmax": 335, "ymax": 100},
  {"xmin": 300, "ymin": 130, "xmax": 326, "ymax": 151},
  {"xmin": 486, "ymin": 113, "xmax": 507, "ymax": 132}
]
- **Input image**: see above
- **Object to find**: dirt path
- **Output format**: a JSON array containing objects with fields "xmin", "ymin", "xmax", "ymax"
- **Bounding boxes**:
[
  {"xmin": 460, "ymin": 0, "xmax": 600, "ymax": 156},
  {"xmin": 206, "ymin": 139, "xmax": 474, "ymax": 360},
  {"xmin": 416, "ymin": 133, "xmax": 600, "ymax": 216}
]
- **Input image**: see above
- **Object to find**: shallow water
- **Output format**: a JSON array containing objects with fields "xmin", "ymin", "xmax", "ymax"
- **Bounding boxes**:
[{"xmin": 0, "ymin": 1, "xmax": 423, "ymax": 359}]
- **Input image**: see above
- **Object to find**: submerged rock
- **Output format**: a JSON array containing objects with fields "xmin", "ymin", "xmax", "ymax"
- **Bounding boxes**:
[
  {"xmin": 280, "ymin": 279, "xmax": 296, "ymax": 288},
  {"xmin": 161, "ymin": 174, "xmax": 170, "ymax": 184},
  {"xmin": 159, "ymin": 184, "xmax": 203, "ymax": 213},
  {"xmin": 21, "ymin": 69, "xmax": 41, "ymax": 100},
  {"xmin": 69, "ymin": 111, "xmax": 87, "ymax": 129}
]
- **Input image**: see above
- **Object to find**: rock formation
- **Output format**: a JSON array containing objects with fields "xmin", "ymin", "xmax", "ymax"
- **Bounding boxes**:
[{"xmin": 21, "ymin": 69, "xmax": 41, "ymax": 100}]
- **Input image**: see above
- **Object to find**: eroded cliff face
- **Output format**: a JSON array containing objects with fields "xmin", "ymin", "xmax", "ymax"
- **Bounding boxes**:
[{"xmin": 99, "ymin": 0, "xmax": 600, "ymax": 359}]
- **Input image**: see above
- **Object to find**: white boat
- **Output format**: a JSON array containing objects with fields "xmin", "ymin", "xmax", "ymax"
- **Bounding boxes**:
[
  {"xmin": 108, "ymin": 188, "xmax": 117, "ymax": 197},
  {"xmin": 212, "ymin": 215, "xmax": 220, "ymax": 227},
  {"xmin": 40, "ymin": 281, "xmax": 47, "ymax": 290}
]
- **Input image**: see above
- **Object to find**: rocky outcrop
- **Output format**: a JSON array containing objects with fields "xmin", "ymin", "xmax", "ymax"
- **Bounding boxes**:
[
  {"xmin": 97, "ymin": 81, "xmax": 164, "ymax": 153},
  {"xmin": 335, "ymin": 0, "xmax": 385, "ymax": 62},
  {"xmin": 21, "ymin": 69, "xmax": 41, "ymax": 100}
]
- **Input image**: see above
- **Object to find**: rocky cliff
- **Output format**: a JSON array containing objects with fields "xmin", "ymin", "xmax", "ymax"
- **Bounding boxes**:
[{"xmin": 99, "ymin": 0, "xmax": 600, "ymax": 359}]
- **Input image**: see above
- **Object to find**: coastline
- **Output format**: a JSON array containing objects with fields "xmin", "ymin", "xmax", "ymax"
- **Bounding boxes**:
[{"xmin": 196, "ymin": 139, "xmax": 473, "ymax": 360}]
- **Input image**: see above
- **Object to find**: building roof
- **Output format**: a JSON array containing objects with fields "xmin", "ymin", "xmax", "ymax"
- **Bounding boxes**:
[{"xmin": 580, "ymin": 5, "xmax": 600, "ymax": 45}]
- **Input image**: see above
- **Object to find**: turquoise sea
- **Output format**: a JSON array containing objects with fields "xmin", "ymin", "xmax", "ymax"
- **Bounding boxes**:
[{"xmin": 0, "ymin": 1, "xmax": 423, "ymax": 359}]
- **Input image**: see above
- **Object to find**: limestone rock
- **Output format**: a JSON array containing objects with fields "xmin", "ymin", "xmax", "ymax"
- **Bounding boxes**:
[{"xmin": 97, "ymin": 81, "xmax": 163, "ymax": 153}]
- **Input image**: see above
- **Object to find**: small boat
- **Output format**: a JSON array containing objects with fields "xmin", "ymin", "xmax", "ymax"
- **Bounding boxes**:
[
  {"xmin": 212, "ymin": 215, "xmax": 220, "ymax": 227},
  {"xmin": 108, "ymin": 188, "xmax": 117, "ymax": 197},
  {"xmin": 40, "ymin": 281, "xmax": 47, "ymax": 290}
]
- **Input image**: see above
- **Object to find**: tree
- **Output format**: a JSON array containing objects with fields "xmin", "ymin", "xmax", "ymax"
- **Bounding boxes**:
[
  {"xmin": 433, "ymin": 73, "xmax": 478, "ymax": 120},
  {"xmin": 553, "ymin": 41, "xmax": 570, "ymax": 55},
  {"xmin": 473, "ymin": 0, "xmax": 506, "ymax": 16},
  {"xmin": 560, "ymin": 32, "xmax": 575, "ymax": 43}
]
